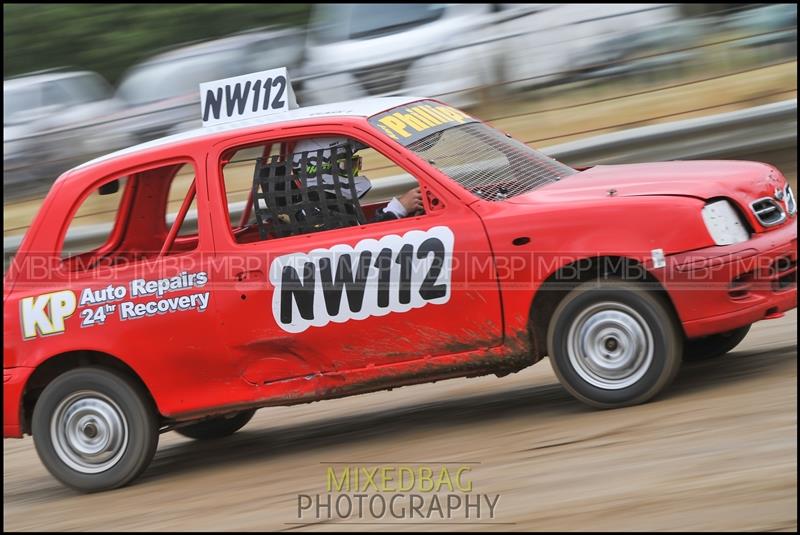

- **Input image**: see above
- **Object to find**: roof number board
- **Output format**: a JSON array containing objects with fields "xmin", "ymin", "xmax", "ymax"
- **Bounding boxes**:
[{"xmin": 200, "ymin": 67, "xmax": 297, "ymax": 127}]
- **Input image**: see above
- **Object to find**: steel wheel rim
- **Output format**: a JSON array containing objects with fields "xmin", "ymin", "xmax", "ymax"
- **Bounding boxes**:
[
  {"xmin": 567, "ymin": 301, "xmax": 654, "ymax": 390},
  {"xmin": 50, "ymin": 391, "xmax": 129, "ymax": 474}
]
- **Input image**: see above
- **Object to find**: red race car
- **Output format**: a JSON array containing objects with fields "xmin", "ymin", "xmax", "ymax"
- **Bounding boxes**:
[{"xmin": 4, "ymin": 69, "xmax": 797, "ymax": 492}]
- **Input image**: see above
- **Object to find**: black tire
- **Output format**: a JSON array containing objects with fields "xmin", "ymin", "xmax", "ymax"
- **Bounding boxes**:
[
  {"xmin": 683, "ymin": 325, "xmax": 751, "ymax": 362},
  {"xmin": 547, "ymin": 280, "xmax": 683, "ymax": 409},
  {"xmin": 31, "ymin": 367, "xmax": 159, "ymax": 493},
  {"xmin": 175, "ymin": 410, "xmax": 256, "ymax": 440}
]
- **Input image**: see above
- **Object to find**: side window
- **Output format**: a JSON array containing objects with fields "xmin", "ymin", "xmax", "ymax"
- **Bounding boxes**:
[
  {"xmin": 220, "ymin": 137, "xmax": 423, "ymax": 244},
  {"xmin": 357, "ymin": 144, "xmax": 416, "ymax": 204},
  {"xmin": 222, "ymin": 144, "xmax": 281, "ymax": 230},
  {"xmin": 61, "ymin": 177, "xmax": 129, "ymax": 260},
  {"xmin": 166, "ymin": 163, "xmax": 198, "ymax": 238},
  {"xmin": 43, "ymin": 81, "xmax": 74, "ymax": 106},
  {"xmin": 62, "ymin": 161, "xmax": 199, "ymax": 269},
  {"xmin": 66, "ymin": 74, "xmax": 112, "ymax": 104}
]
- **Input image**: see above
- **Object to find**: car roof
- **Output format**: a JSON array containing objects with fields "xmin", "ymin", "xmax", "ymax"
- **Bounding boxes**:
[
  {"xmin": 4, "ymin": 70, "xmax": 98, "ymax": 90},
  {"xmin": 73, "ymin": 96, "xmax": 428, "ymax": 170}
]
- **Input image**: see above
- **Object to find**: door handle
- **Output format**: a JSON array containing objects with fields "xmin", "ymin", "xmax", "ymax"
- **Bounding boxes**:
[
  {"xmin": 233, "ymin": 269, "xmax": 267, "ymax": 297},
  {"xmin": 234, "ymin": 269, "xmax": 266, "ymax": 282}
]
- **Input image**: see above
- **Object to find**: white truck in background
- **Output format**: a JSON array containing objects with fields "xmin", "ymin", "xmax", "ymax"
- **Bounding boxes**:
[{"xmin": 298, "ymin": 3, "xmax": 678, "ymax": 107}]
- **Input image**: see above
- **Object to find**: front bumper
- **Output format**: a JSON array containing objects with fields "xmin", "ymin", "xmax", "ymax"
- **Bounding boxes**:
[
  {"xmin": 663, "ymin": 222, "xmax": 797, "ymax": 339},
  {"xmin": 3, "ymin": 366, "xmax": 33, "ymax": 438}
]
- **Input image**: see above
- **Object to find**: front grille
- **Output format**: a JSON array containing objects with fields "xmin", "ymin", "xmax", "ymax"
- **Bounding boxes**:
[
  {"xmin": 353, "ymin": 59, "xmax": 414, "ymax": 96},
  {"xmin": 750, "ymin": 197, "xmax": 786, "ymax": 227}
]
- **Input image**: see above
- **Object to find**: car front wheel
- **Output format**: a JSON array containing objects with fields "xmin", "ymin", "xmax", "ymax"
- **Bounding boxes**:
[
  {"xmin": 31, "ymin": 367, "xmax": 159, "ymax": 493},
  {"xmin": 547, "ymin": 280, "xmax": 682, "ymax": 408}
]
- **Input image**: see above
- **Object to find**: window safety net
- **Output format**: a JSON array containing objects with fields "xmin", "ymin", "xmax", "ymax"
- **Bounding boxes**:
[{"xmin": 251, "ymin": 144, "xmax": 366, "ymax": 239}]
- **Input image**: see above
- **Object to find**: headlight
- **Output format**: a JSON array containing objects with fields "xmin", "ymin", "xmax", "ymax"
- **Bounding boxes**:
[
  {"xmin": 702, "ymin": 200, "xmax": 750, "ymax": 245},
  {"xmin": 784, "ymin": 184, "xmax": 796, "ymax": 216}
]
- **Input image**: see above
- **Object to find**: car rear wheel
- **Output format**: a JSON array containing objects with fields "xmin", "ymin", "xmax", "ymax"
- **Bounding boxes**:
[
  {"xmin": 683, "ymin": 325, "xmax": 751, "ymax": 362},
  {"xmin": 547, "ymin": 280, "xmax": 682, "ymax": 408},
  {"xmin": 31, "ymin": 367, "xmax": 159, "ymax": 493},
  {"xmin": 175, "ymin": 410, "xmax": 256, "ymax": 440}
]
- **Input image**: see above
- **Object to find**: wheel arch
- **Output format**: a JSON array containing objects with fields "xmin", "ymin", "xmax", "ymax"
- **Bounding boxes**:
[
  {"xmin": 21, "ymin": 350, "xmax": 160, "ymax": 436},
  {"xmin": 527, "ymin": 255, "xmax": 683, "ymax": 361}
]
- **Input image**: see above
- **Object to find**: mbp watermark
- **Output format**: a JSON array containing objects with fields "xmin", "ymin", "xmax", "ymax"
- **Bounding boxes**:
[{"xmin": 294, "ymin": 462, "xmax": 504, "ymax": 525}]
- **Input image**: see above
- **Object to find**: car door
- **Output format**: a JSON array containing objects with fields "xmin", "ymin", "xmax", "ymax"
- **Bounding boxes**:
[{"xmin": 207, "ymin": 127, "xmax": 503, "ymax": 386}]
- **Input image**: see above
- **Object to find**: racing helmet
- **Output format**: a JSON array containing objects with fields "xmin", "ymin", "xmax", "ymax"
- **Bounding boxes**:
[{"xmin": 291, "ymin": 137, "xmax": 372, "ymax": 200}]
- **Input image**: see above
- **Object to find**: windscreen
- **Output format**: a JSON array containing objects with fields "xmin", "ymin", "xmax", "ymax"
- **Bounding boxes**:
[{"xmin": 369, "ymin": 101, "xmax": 576, "ymax": 201}]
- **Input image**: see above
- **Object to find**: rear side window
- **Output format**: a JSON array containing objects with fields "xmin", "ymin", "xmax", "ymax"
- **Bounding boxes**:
[
  {"xmin": 61, "ymin": 177, "xmax": 129, "ymax": 260},
  {"xmin": 166, "ymin": 164, "xmax": 198, "ymax": 237},
  {"xmin": 61, "ymin": 161, "xmax": 199, "ymax": 269}
]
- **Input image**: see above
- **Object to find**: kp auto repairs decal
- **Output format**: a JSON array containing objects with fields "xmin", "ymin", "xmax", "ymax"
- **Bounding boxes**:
[
  {"xmin": 270, "ymin": 227, "xmax": 455, "ymax": 333},
  {"xmin": 20, "ymin": 272, "xmax": 209, "ymax": 339}
]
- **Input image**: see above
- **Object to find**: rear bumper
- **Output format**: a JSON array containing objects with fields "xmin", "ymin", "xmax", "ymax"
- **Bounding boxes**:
[
  {"xmin": 3, "ymin": 366, "xmax": 33, "ymax": 438},
  {"xmin": 664, "ymin": 222, "xmax": 797, "ymax": 339}
]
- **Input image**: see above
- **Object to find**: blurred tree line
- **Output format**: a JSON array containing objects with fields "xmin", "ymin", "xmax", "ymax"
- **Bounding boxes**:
[{"xmin": 3, "ymin": 3, "xmax": 311, "ymax": 83}]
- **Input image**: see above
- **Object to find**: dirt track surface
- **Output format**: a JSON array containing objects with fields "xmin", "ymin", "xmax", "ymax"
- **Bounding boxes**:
[{"xmin": 3, "ymin": 310, "xmax": 796, "ymax": 532}]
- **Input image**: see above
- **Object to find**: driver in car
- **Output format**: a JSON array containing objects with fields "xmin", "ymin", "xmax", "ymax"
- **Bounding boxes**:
[{"xmin": 291, "ymin": 137, "xmax": 422, "ymax": 221}]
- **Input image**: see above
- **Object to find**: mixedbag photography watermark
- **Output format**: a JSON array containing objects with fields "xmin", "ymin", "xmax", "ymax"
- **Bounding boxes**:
[{"xmin": 296, "ymin": 463, "xmax": 501, "ymax": 524}]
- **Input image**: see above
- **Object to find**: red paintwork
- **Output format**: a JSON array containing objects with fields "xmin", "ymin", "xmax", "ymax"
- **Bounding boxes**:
[{"xmin": 3, "ymin": 105, "xmax": 797, "ymax": 438}]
